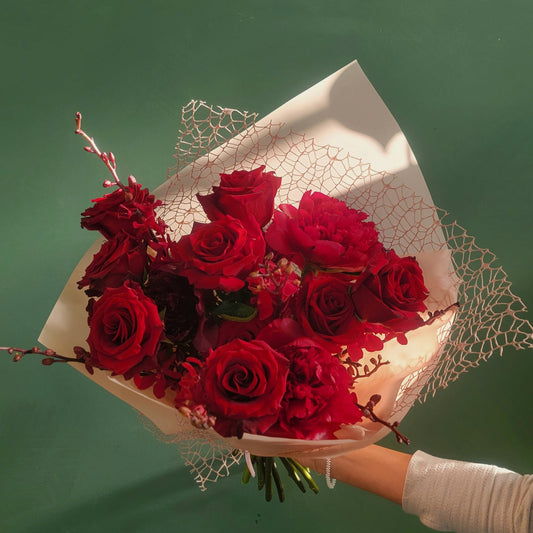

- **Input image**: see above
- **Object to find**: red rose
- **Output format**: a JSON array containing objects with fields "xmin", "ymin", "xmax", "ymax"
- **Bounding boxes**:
[
  {"xmin": 81, "ymin": 177, "xmax": 166, "ymax": 239},
  {"xmin": 297, "ymin": 273, "xmax": 361, "ymax": 353},
  {"xmin": 87, "ymin": 281, "xmax": 163, "ymax": 375},
  {"xmin": 78, "ymin": 235, "xmax": 148, "ymax": 297},
  {"xmin": 197, "ymin": 166, "xmax": 282, "ymax": 227},
  {"xmin": 265, "ymin": 191, "xmax": 384, "ymax": 269},
  {"xmin": 273, "ymin": 338, "xmax": 362, "ymax": 439},
  {"xmin": 171, "ymin": 215, "xmax": 265, "ymax": 292},
  {"xmin": 352, "ymin": 250, "xmax": 428, "ymax": 332},
  {"xmin": 198, "ymin": 339, "xmax": 289, "ymax": 437}
]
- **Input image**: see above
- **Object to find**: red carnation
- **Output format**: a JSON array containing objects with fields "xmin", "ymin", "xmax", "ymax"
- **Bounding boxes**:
[
  {"xmin": 81, "ymin": 177, "xmax": 166, "ymax": 239},
  {"xmin": 274, "ymin": 338, "xmax": 362, "ymax": 439},
  {"xmin": 257, "ymin": 320, "xmax": 362, "ymax": 439}
]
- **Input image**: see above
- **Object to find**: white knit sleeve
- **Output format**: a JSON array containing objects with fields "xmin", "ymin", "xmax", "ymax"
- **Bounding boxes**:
[{"xmin": 402, "ymin": 450, "xmax": 533, "ymax": 532}]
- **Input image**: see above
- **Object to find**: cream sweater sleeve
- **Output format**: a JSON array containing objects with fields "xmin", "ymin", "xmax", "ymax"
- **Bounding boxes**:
[{"xmin": 402, "ymin": 451, "xmax": 533, "ymax": 532}]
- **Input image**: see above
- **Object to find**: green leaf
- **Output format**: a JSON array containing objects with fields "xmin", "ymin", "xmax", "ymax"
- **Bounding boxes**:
[{"xmin": 212, "ymin": 300, "xmax": 257, "ymax": 322}]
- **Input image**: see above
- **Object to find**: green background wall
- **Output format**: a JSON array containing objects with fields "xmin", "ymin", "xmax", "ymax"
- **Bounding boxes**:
[{"xmin": 1, "ymin": 1, "xmax": 531, "ymax": 531}]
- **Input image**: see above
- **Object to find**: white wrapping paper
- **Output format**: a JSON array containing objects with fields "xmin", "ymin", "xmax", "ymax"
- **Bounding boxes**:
[{"xmin": 39, "ymin": 61, "xmax": 457, "ymax": 460}]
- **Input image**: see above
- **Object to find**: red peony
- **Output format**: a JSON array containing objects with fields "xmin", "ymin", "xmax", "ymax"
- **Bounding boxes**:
[
  {"xmin": 87, "ymin": 281, "xmax": 163, "ymax": 375},
  {"xmin": 197, "ymin": 166, "xmax": 282, "ymax": 228},
  {"xmin": 197, "ymin": 339, "xmax": 289, "ymax": 438},
  {"xmin": 274, "ymin": 338, "xmax": 362, "ymax": 439},
  {"xmin": 171, "ymin": 215, "xmax": 265, "ymax": 292},
  {"xmin": 352, "ymin": 250, "xmax": 428, "ymax": 332},
  {"xmin": 81, "ymin": 177, "xmax": 166, "ymax": 239},
  {"xmin": 296, "ymin": 272, "xmax": 361, "ymax": 353},
  {"xmin": 78, "ymin": 234, "xmax": 148, "ymax": 297},
  {"xmin": 265, "ymin": 191, "xmax": 384, "ymax": 269}
]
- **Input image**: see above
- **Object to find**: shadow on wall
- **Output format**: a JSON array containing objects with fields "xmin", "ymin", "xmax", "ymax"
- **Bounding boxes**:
[{"xmin": 271, "ymin": 62, "xmax": 419, "ymax": 180}]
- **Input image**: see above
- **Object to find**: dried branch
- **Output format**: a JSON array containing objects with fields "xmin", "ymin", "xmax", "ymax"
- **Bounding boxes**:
[
  {"xmin": 424, "ymin": 302, "xmax": 460, "ymax": 326},
  {"xmin": 343, "ymin": 352, "xmax": 390, "ymax": 380},
  {"xmin": 356, "ymin": 394, "xmax": 410, "ymax": 445},
  {"xmin": 0, "ymin": 345, "xmax": 87, "ymax": 366}
]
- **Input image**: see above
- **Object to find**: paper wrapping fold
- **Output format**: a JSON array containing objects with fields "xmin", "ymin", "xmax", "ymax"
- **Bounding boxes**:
[{"xmin": 39, "ymin": 61, "xmax": 457, "ymax": 458}]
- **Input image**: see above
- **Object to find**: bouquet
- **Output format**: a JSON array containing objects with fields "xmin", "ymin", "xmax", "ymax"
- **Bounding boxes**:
[{"xmin": 4, "ymin": 63, "xmax": 532, "ymax": 502}]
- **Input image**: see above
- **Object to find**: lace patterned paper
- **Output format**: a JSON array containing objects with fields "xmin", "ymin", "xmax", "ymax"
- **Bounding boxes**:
[{"xmin": 149, "ymin": 102, "xmax": 532, "ymax": 489}]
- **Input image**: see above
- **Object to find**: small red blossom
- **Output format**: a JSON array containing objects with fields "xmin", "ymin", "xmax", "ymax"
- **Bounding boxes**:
[{"xmin": 247, "ymin": 257, "xmax": 300, "ymax": 320}]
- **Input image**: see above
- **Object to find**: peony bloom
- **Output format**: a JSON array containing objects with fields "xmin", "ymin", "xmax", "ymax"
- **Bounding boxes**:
[{"xmin": 266, "ymin": 191, "xmax": 384, "ymax": 270}]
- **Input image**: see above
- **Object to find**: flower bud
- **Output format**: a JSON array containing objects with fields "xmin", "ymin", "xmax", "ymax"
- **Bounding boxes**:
[
  {"xmin": 369, "ymin": 394, "xmax": 381, "ymax": 405},
  {"xmin": 41, "ymin": 357, "xmax": 55, "ymax": 366},
  {"xmin": 73, "ymin": 346, "xmax": 88, "ymax": 358}
]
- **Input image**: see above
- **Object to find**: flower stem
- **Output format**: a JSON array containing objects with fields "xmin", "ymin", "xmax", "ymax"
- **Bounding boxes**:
[
  {"xmin": 271, "ymin": 461, "xmax": 285, "ymax": 502},
  {"xmin": 288, "ymin": 458, "xmax": 320, "ymax": 494},
  {"xmin": 264, "ymin": 457, "xmax": 274, "ymax": 502},
  {"xmin": 280, "ymin": 457, "xmax": 306, "ymax": 493},
  {"xmin": 357, "ymin": 394, "xmax": 410, "ymax": 445},
  {"xmin": 243, "ymin": 455, "xmax": 319, "ymax": 501}
]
